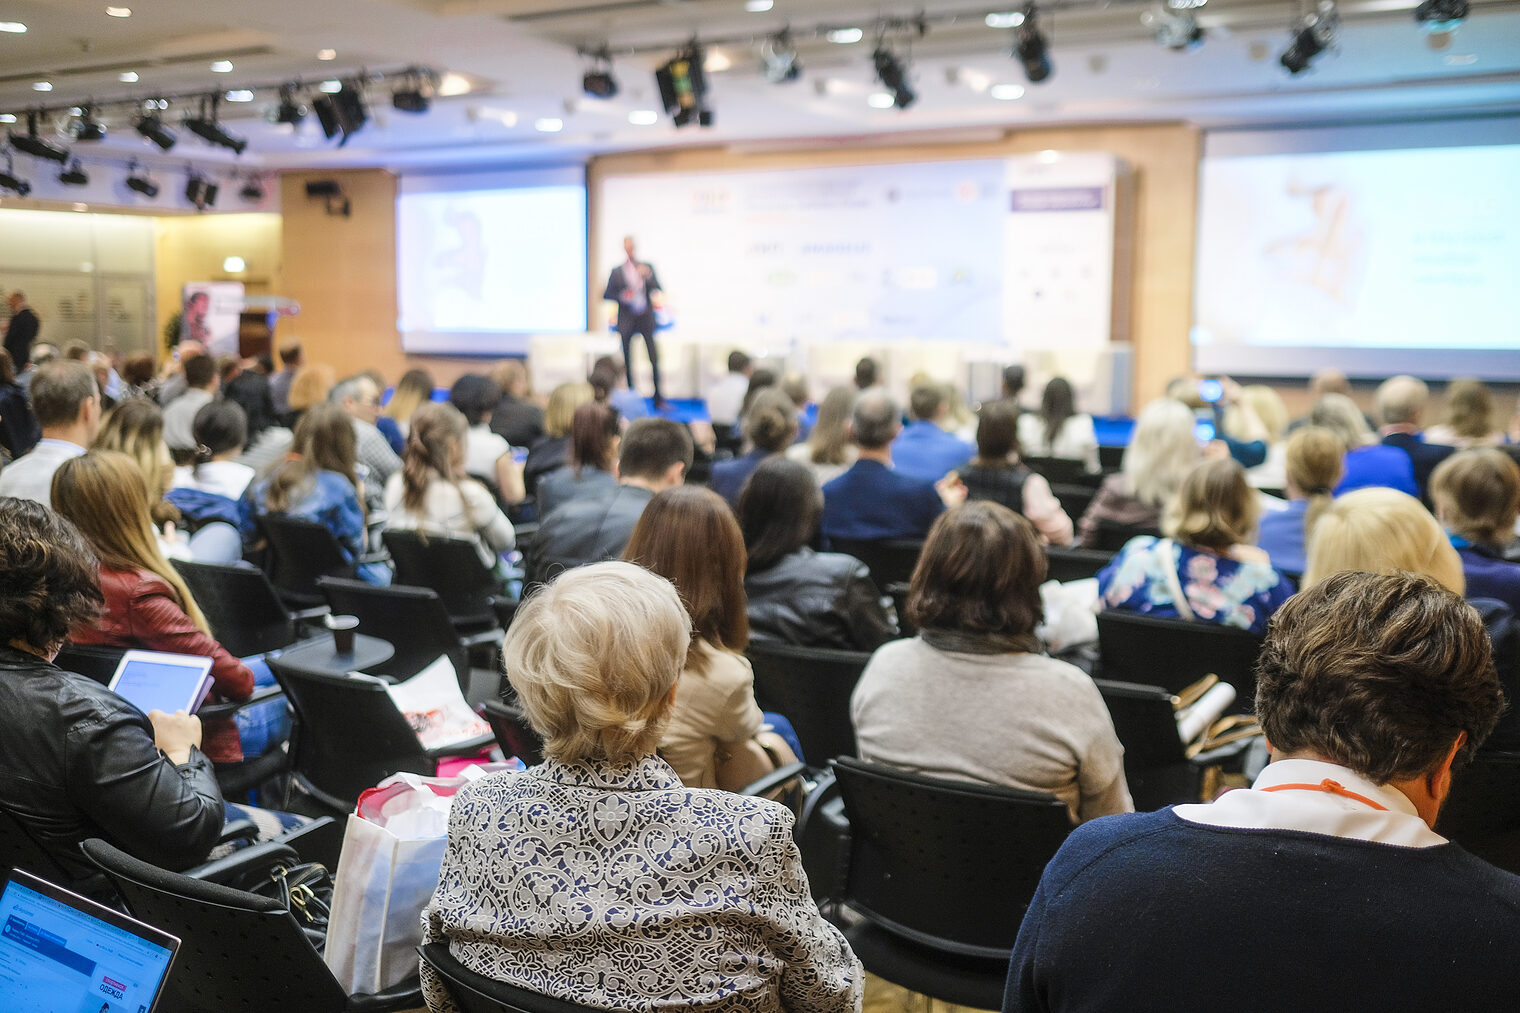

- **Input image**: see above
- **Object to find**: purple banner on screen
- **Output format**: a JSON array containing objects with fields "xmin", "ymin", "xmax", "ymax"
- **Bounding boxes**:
[{"xmin": 1010, "ymin": 187, "xmax": 1105, "ymax": 212}]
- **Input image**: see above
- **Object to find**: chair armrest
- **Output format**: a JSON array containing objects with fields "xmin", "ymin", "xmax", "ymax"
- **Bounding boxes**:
[
  {"xmin": 198, "ymin": 683, "xmax": 286, "ymax": 721},
  {"xmin": 738, "ymin": 762, "xmax": 809, "ymax": 799},
  {"xmin": 184, "ymin": 841, "xmax": 301, "ymax": 886},
  {"xmin": 289, "ymin": 604, "xmax": 332, "ymax": 622},
  {"xmin": 425, "ymin": 732, "xmax": 497, "ymax": 761},
  {"xmin": 346, "ymin": 974, "xmax": 423, "ymax": 1012},
  {"xmin": 218, "ymin": 819, "xmax": 259, "ymax": 845},
  {"xmin": 458, "ymin": 627, "xmax": 505, "ymax": 650}
]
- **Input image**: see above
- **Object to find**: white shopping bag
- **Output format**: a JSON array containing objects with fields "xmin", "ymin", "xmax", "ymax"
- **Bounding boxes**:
[{"xmin": 324, "ymin": 764, "xmax": 509, "ymax": 992}]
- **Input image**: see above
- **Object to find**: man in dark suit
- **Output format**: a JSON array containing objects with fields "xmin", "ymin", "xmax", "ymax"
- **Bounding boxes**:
[
  {"xmin": 603, "ymin": 236, "xmax": 665, "ymax": 405},
  {"xmin": 4, "ymin": 291, "xmax": 40, "ymax": 371},
  {"xmin": 1376, "ymin": 374, "xmax": 1454, "ymax": 506}
]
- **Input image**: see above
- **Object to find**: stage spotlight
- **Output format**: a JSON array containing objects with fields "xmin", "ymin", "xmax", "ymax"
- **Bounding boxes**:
[
  {"xmin": 125, "ymin": 162, "xmax": 158, "ymax": 198},
  {"xmin": 239, "ymin": 175, "xmax": 265, "ymax": 202},
  {"xmin": 312, "ymin": 80, "xmax": 368, "ymax": 145},
  {"xmin": 58, "ymin": 159, "xmax": 88, "ymax": 186},
  {"xmin": 273, "ymin": 85, "xmax": 307, "ymax": 126},
  {"xmin": 74, "ymin": 105, "xmax": 107, "ymax": 141},
  {"xmin": 1415, "ymin": 0, "xmax": 1467, "ymax": 32},
  {"xmin": 9, "ymin": 111, "xmax": 70, "ymax": 163},
  {"xmin": 0, "ymin": 153, "xmax": 30, "ymax": 196},
  {"xmin": 655, "ymin": 44, "xmax": 713, "ymax": 128},
  {"xmin": 582, "ymin": 47, "xmax": 619, "ymax": 99},
  {"xmin": 184, "ymin": 95, "xmax": 247, "ymax": 154},
  {"xmin": 1279, "ymin": 0, "xmax": 1339, "ymax": 74},
  {"xmin": 872, "ymin": 47, "xmax": 916, "ymax": 108},
  {"xmin": 1142, "ymin": 5, "xmax": 1204, "ymax": 51},
  {"xmin": 135, "ymin": 109, "xmax": 176, "ymax": 150},
  {"xmin": 1014, "ymin": 3, "xmax": 1053, "ymax": 83},
  {"xmin": 761, "ymin": 29, "xmax": 802, "ymax": 83},
  {"xmin": 392, "ymin": 68, "xmax": 432, "ymax": 112},
  {"xmin": 185, "ymin": 173, "xmax": 218, "ymax": 210}
]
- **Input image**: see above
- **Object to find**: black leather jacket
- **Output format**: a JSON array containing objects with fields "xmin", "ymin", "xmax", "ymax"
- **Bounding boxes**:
[
  {"xmin": 745, "ymin": 548, "xmax": 899, "ymax": 651},
  {"xmin": 0, "ymin": 646, "xmax": 225, "ymax": 899},
  {"xmin": 526, "ymin": 484, "xmax": 654, "ymax": 588}
]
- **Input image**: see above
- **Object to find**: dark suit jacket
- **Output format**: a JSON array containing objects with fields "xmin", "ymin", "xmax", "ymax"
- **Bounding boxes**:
[
  {"xmin": 526, "ymin": 483, "xmax": 654, "ymax": 588},
  {"xmin": 4, "ymin": 307, "xmax": 39, "ymax": 369},
  {"xmin": 820, "ymin": 459, "xmax": 943, "ymax": 542},
  {"xmin": 603, "ymin": 262, "xmax": 661, "ymax": 328},
  {"xmin": 1381, "ymin": 431, "xmax": 1455, "ymax": 504}
]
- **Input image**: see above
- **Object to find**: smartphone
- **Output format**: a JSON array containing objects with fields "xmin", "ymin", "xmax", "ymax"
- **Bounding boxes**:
[
  {"xmin": 1194, "ymin": 418, "xmax": 1217, "ymax": 443},
  {"xmin": 1198, "ymin": 378, "xmax": 1224, "ymax": 404}
]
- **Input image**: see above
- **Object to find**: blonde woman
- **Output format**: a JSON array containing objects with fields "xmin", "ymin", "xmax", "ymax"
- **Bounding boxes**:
[
  {"xmin": 1078, "ymin": 398, "xmax": 1200, "ymax": 549},
  {"xmin": 1431, "ymin": 449, "xmax": 1520, "ymax": 612},
  {"xmin": 523, "ymin": 380, "xmax": 594, "ymax": 500},
  {"xmin": 786, "ymin": 385, "xmax": 857, "ymax": 486},
  {"xmin": 1227, "ymin": 385, "xmax": 1291, "ymax": 489},
  {"xmin": 379, "ymin": 367, "xmax": 435, "ymax": 451},
  {"xmin": 1257, "ymin": 426, "xmax": 1343, "ymax": 576}
]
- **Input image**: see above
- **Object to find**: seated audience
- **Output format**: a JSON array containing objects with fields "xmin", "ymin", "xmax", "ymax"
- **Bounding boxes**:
[
  {"xmin": 119, "ymin": 350, "xmax": 159, "ymax": 402},
  {"xmin": 487, "ymin": 359, "xmax": 544, "ymax": 449},
  {"xmin": 1256, "ymin": 426, "xmax": 1342, "ymax": 577},
  {"xmin": 1078, "ymin": 397, "xmax": 1196, "ymax": 548},
  {"xmin": 236, "ymin": 361, "xmax": 334, "ymax": 476},
  {"xmin": 1376, "ymin": 374, "xmax": 1455, "ymax": 502},
  {"xmin": 156, "ymin": 340, "xmax": 204, "ymax": 407},
  {"xmin": 1004, "ymin": 570, "xmax": 1517, "ymax": 1013},
  {"xmin": 852, "ymin": 501, "xmax": 1131, "ymax": 823},
  {"xmin": 1431, "ymin": 449, "xmax": 1520, "ymax": 612},
  {"xmin": 268, "ymin": 339, "xmax": 303, "ymax": 422},
  {"xmin": 853, "ymin": 356, "xmax": 879, "ymax": 390},
  {"xmin": 0, "ymin": 349, "xmax": 39, "ymax": 460},
  {"xmin": 781, "ymin": 373, "xmax": 813, "ymax": 442},
  {"xmin": 523, "ymin": 380, "xmax": 593, "ymax": 497},
  {"xmin": 739, "ymin": 457, "xmax": 897, "ymax": 651},
  {"xmin": 534, "ymin": 400, "xmax": 619, "ymax": 517},
  {"xmin": 707, "ymin": 350, "xmax": 753, "ymax": 433},
  {"xmin": 220, "ymin": 355, "xmax": 277, "ymax": 441},
  {"xmin": 710, "ymin": 387, "xmax": 799, "ymax": 507},
  {"xmin": 891, "ymin": 381, "xmax": 975, "ymax": 483},
  {"xmin": 379, "ymin": 367, "xmax": 436, "ymax": 453},
  {"xmin": 1099, "ymin": 457, "xmax": 1293, "ymax": 635},
  {"xmin": 384, "ymin": 402, "xmax": 515, "ymax": 573},
  {"xmin": 0, "ymin": 360, "xmax": 100, "ymax": 505},
  {"xmin": 449, "ymin": 374, "xmax": 525, "ymax": 506},
  {"xmin": 332, "ymin": 373, "xmax": 402, "ymax": 489},
  {"xmin": 0, "ymin": 498, "xmax": 228, "ymax": 900},
  {"xmin": 1018, "ymin": 376, "xmax": 1099, "ymax": 474},
  {"xmin": 822, "ymin": 389, "xmax": 959, "ymax": 543},
  {"xmin": 1426, "ymin": 377, "xmax": 1508, "ymax": 449},
  {"xmin": 1167, "ymin": 375, "xmax": 1268, "ymax": 469},
  {"xmin": 161, "ymin": 353, "xmax": 218, "ymax": 456},
  {"xmin": 961, "ymin": 399, "xmax": 1073, "ymax": 545},
  {"xmin": 422, "ymin": 561, "xmax": 861, "ymax": 1012},
  {"xmin": 527, "ymin": 417, "xmax": 692, "ymax": 587},
  {"xmin": 624, "ymin": 487, "xmax": 799, "ymax": 790},
  {"xmin": 590, "ymin": 355, "xmax": 649, "ymax": 423},
  {"xmin": 1228, "ymin": 385, "xmax": 1291, "ymax": 489},
  {"xmin": 1310, "ymin": 392, "xmax": 1418, "ymax": 498},
  {"xmin": 172, "ymin": 400, "xmax": 255, "ymax": 500},
  {"xmin": 786, "ymin": 385, "xmax": 858, "ymax": 487}
]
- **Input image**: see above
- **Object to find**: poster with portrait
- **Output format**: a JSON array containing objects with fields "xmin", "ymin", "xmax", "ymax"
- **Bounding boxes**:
[{"xmin": 181, "ymin": 282, "xmax": 243, "ymax": 357}]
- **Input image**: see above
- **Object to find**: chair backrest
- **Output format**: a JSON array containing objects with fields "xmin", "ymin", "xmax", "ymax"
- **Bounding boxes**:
[
  {"xmin": 53, "ymin": 643, "xmax": 126, "ymax": 685},
  {"xmin": 317, "ymin": 576, "xmax": 468, "ymax": 682},
  {"xmin": 81, "ymin": 837, "xmax": 349, "ymax": 1013},
  {"xmin": 1024, "ymin": 455, "xmax": 1094, "ymax": 487},
  {"xmin": 258, "ymin": 514, "xmax": 355, "ymax": 608},
  {"xmin": 1044, "ymin": 546, "xmax": 1113, "ymax": 584},
  {"xmin": 1435, "ymin": 750, "xmax": 1520, "ymax": 871},
  {"xmin": 1097, "ymin": 610, "xmax": 1264, "ymax": 705},
  {"xmin": 1049, "ymin": 483, "xmax": 1097, "ymax": 525},
  {"xmin": 418, "ymin": 942, "xmax": 606, "ymax": 1013},
  {"xmin": 832, "ymin": 757, "xmax": 1070, "ymax": 958},
  {"xmin": 266, "ymin": 657, "xmax": 433, "ymax": 813},
  {"xmin": 0, "ymin": 803, "xmax": 74, "ymax": 883},
  {"xmin": 745, "ymin": 640, "xmax": 871, "ymax": 763},
  {"xmin": 825, "ymin": 537, "xmax": 923, "ymax": 593},
  {"xmin": 382, "ymin": 529, "xmax": 500, "ymax": 628},
  {"xmin": 1092, "ymin": 678, "xmax": 1198, "ymax": 811},
  {"xmin": 481, "ymin": 698, "xmax": 545, "ymax": 767},
  {"xmin": 1097, "ymin": 444, "xmax": 1124, "ymax": 473},
  {"xmin": 1092, "ymin": 518, "xmax": 1161, "ymax": 552},
  {"xmin": 172, "ymin": 557, "xmax": 300, "ymax": 657}
]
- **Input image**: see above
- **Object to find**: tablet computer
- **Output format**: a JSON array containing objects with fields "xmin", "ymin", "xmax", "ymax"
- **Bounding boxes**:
[{"xmin": 107, "ymin": 650, "xmax": 216, "ymax": 717}]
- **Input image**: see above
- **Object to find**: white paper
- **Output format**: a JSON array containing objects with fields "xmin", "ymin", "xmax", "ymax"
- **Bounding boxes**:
[
  {"xmin": 1177, "ymin": 682, "xmax": 1238, "ymax": 745},
  {"xmin": 385, "ymin": 655, "xmax": 491, "ymax": 751}
]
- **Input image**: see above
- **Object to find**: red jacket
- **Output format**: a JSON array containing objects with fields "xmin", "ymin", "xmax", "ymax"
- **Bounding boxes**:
[{"xmin": 72, "ymin": 566, "xmax": 253, "ymax": 764}]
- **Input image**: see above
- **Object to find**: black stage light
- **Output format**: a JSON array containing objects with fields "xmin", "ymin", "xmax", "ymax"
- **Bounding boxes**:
[
  {"xmin": 125, "ymin": 163, "xmax": 158, "ymax": 198},
  {"xmin": 184, "ymin": 95, "xmax": 247, "ymax": 154},
  {"xmin": 58, "ymin": 159, "xmax": 88, "ymax": 185},
  {"xmin": 1279, "ymin": 0, "xmax": 1339, "ymax": 74},
  {"xmin": 135, "ymin": 110, "xmax": 177, "ymax": 151},
  {"xmin": 274, "ymin": 85, "xmax": 307, "ymax": 125},
  {"xmin": 656, "ymin": 45, "xmax": 712, "ymax": 128},
  {"xmin": 761, "ymin": 29, "xmax": 802, "ymax": 83},
  {"xmin": 9, "ymin": 111, "xmax": 70, "ymax": 163},
  {"xmin": 1014, "ymin": 4, "xmax": 1053, "ymax": 83},
  {"xmin": 872, "ymin": 46, "xmax": 916, "ymax": 108},
  {"xmin": 583, "ymin": 69, "xmax": 618, "ymax": 99},
  {"xmin": 74, "ymin": 105, "xmax": 107, "ymax": 141},
  {"xmin": 312, "ymin": 81, "xmax": 368, "ymax": 145},
  {"xmin": 239, "ymin": 176, "xmax": 265, "ymax": 202},
  {"xmin": 0, "ymin": 153, "xmax": 30, "ymax": 196},
  {"xmin": 1415, "ymin": 0, "xmax": 1468, "ymax": 32},
  {"xmin": 392, "ymin": 68, "xmax": 431, "ymax": 112},
  {"xmin": 185, "ymin": 173, "xmax": 218, "ymax": 210}
]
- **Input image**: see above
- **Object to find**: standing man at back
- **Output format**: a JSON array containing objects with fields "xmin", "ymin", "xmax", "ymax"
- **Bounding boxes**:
[
  {"xmin": 603, "ymin": 236, "xmax": 665, "ymax": 407},
  {"xmin": 0, "ymin": 360, "xmax": 100, "ymax": 506},
  {"xmin": 3, "ymin": 292, "xmax": 39, "ymax": 371}
]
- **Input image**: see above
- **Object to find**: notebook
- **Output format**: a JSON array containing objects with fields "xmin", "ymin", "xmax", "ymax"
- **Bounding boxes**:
[
  {"xmin": 107, "ymin": 650, "xmax": 216, "ymax": 717},
  {"xmin": 0, "ymin": 867, "xmax": 180, "ymax": 1013}
]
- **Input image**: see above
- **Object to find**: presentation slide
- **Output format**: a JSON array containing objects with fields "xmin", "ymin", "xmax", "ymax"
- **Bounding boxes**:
[
  {"xmin": 397, "ymin": 176, "xmax": 586, "ymax": 355},
  {"xmin": 1193, "ymin": 142, "xmax": 1520, "ymax": 379}
]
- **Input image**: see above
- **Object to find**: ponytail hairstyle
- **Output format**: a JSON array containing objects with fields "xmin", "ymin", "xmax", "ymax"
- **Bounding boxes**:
[
  {"xmin": 401, "ymin": 402, "xmax": 468, "ymax": 514},
  {"xmin": 1285, "ymin": 426, "xmax": 1344, "ymax": 544},
  {"xmin": 742, "ymin": 387, "xmax": 799, "ymax": 454},
  {"xmin": 190, "ymin": 399, "xmax": 248, "ymax": 478}
]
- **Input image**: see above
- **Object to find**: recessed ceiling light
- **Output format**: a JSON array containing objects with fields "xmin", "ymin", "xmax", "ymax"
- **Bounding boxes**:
[
  {"xmin": 0, "ymin": 114, "xmax": 15, "ymax": 123},
  {"xmin": 986, "ymin": 11, "xmax": 1026, "ymax": 28},
  {"xmin": 225, "ymin": 89, "xmax": 254, "ymax": 102},
  {"xmin": 990, "ymin": 83, "xmax": 1026, "ymax": 100},
  {"xmin": 437, "ymin": 72, "xmax": 471, "ymax": 96},
  {"xmin": 867, "ymin": 91, "xmax": 896, "ymax": 108},
  {"xmin": 534, "ymin": 117, "xmax": 563, "ymax": 133},
  {"xmin": 705, "ymin": 50, "xmax": 732, "ymax": 72},
  {"xmin": 210, "ymin": 60, "xmax": 234, "ymax": 73},
  {"xmin": 317, "ymin": 48, "xmax": 337, "ymax": 61},
  {"xmin": 628, "ymin": 109, "xmax": 659, "ymax": 125},
  {"xmin": 119, "ymin": 71, "xmax": 139, "ymax": 82},
  {"xmin": 827, "ymin": 28, "xmax": 864, "ymax": 44},
  {"xmin": 105, "ymin": 6, "xmax": 132, "ymax": 17},
  {"xmin": 746, "ymin": 0, "xmax": 774, "ymax": 11},
  {"xmin": 0, "ymin": 22, "xmax": 27, "ymax": 33},
  {"xmin": 318, "ymin": 79, "xmax": 342, "ymax": 93},
  {"xmin": 33, "ymin": 81, "xmax": 52, "ymax": 91},
  {"xmin": 223, "ymin": 256, "xmax": 246, "ymax": 273}
]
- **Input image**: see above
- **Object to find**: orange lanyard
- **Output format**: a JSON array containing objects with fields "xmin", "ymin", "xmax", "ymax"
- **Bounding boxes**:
[{"xmin": 1259, "ymin": 778, "xmax": 1388, "ymax": 811}]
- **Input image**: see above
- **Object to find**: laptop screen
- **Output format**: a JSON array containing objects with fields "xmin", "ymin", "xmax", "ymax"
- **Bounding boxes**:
[{"xmin": 0, "ymin": 868, "xmax": 179, "ymax": 1013}]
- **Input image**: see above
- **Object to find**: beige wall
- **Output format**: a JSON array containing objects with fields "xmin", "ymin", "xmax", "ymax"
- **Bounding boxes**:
[
  {"xmin": 588, "ymin": 123, "xmax": 1202, "ymax": 405},
  {"xmin": 153, "ymin": 213, "xmax": 283, "ymax": 354}
]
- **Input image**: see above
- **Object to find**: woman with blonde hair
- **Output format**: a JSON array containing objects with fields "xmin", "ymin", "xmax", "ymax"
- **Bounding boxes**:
[
  {"xmin": 786, "ymin": 384, "xmax": 857, "ymax": 486},
  {"xmin": 378, "ymin": 367, "xmax": 435, "ymax": 452},
  {"xmin": 1099, "ymin": 457, "xmax": 1293, "ymax": 634},
  {"xmin": 1426, "ymin": 378, "xmax": 1506, "ymax": 449},
  {"xmin": 1257, "ymin": 426, "xmax": 1343, "ymax": 576},
  {"xmin": 1078, "ymin": 397, "xmax": 1199, "ymax": 548},
  {"xmin": 1310, "ymin": 392, "xmax": 1417, "ymax": 497},
  {"xmin": 384, "ymin": 401, "xmax": 514, "ymax": 571},
  {"xmin": 1430, "ymin": 449, "xmax": 1520, "ymax": 612},
  {"xmin": 522, "ymin": 380, "xmax": 594, "ymax": 501}
]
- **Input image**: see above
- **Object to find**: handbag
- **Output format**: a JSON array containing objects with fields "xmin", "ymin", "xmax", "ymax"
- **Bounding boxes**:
[{"xmin": 253, "ymin": 860, "xmax": 333, "ymax": 952}]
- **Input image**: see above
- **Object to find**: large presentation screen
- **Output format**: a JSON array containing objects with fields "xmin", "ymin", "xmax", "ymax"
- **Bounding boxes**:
[
  {"xmin": 397, "ymin": 168, "xmax": 587, "ymax": 355},
  {"xmin": 1193, "ymin": 125, "xmax": 1520, "ymax": 380}
]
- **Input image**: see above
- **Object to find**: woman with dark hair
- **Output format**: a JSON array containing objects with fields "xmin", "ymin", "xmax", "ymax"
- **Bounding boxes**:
[
  {"xmin": 0, "ymin": 496, "xmax": 226, "ymax": 900},
  {"xmin": 961, "ymin": 399, "xmax": 1074, "ymax": 545},
  {"xmin": 739, "ymin": 457, "xmax": 897, "ymax": 651},
  {"xmin": 1018, "ymin": 376, "xmax": 1099, "ymax": 473},
  {"xmin": 624, "ymin": 486, "xmax": 799, "ymax": 791},
  {"xmin": 850, "ymin": 501, "xmax": 1131, "ymax": 823},
  {"xmin": 0, "ymin": 348, "xmax": 39, "ymax": 459},
  {"xmin": 448, "ymin": 373, "xmax": 525, "ymax": 505},
  {"xmin": 535, "ymin": 400, "xmax": 619, "ymax": 517},
  {"xmin": 173, "ymin": 399, "xmax": 253, "ymax": 499},
  {"xmin": 710, "ymin": 387, "xmax": 799, "ymax": 507}
]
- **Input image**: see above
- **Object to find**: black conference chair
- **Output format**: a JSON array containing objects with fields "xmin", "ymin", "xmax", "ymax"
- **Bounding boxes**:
[
  {"xmin": 1024, "ymin": 455, "xmax": 1098, "ymax": 488},
  {"xmin": 53, "ymin": 642, "xmax": 127, "ymax": 685},
  {"xmin": 1050, "ymin": 483, "xmax": 1098, "ymax": 525},
  {"xmin": 1098, "ymin": 444, "xmax": 1125, "ymax": 473},
  {"xmin": 317, "ymin": 576, "xmax": 475, "ymax": 687},
  {"xmin": 418, "ymin": 942, "xmax": 608, "ymax": 1013},
  {"xmin": 1096, "ymin": 610, "xmax": 1265, "ymax": 708},
  {"xmin": 259, "ymin": 514, "xmax": 359, "ymax": 609},
  {"xmin": 1044, "ymin": 545, "xmax": 1114, "ymax": 583},
  {"xmin": 1091, "ymin": 518, "xmax": 1161, "ymax": 552},
  {"xmin": 825, "ymin": 537, "xmax": 923, "ymax": 596},
  {"xmin": 266, "ymin": 656, "xmax": 495, "ymax": 816},
  {"xmin": 173, "ymin": 557, "xmax": 325, "ymax": 657},
  {"xmin": 745, "ymin": 640, "xmax": 871, "ymax": 765},
  {"xmin": 1436, "ymin": 750, "xmax": 1520, "ymax": 875},
  {"xmin": 481, "ymin": 697, "xmax": 545, "ymax": 767},
  {"xmin": 83, "ymin": 838, "xmax": 421, "ymax": 1013},
  {"xmin": 382, "ymin": 529, "xmax": 513, "ymax": 637},
  {"xmin": 830, "ymin": 757, "xmax": 1072, "ymax": 1010}
]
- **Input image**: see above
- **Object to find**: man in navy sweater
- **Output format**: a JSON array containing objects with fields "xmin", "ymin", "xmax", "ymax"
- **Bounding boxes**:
[{"xmin": 1005, "ymin": 570, "xmax": 1520, "ymax": 1013}]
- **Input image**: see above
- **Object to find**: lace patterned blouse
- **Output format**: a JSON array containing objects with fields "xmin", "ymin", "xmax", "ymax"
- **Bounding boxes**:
[{"xmin": 421, "ymin": 755, "xmax": 862, "ymax": 1012}]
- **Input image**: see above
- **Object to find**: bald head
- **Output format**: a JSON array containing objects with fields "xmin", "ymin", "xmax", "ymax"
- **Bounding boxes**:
[
  {"xmin": 1377, "ymin": 375, "xmax": 1429, "ymax": 428},
  {"xmin": 1310, "ymin": 369, "xmax": 1351, "ymax": 400},
  {"xmin": 851, "ymin": 389, "xmax": 901, "ymax": 450}
]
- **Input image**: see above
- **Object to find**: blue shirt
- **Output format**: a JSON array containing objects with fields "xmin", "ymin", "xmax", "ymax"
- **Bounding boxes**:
[
  {"xmin": 609, "ymin": 387, "xmax": 650, "ymax": 422},
  {"xmin": 821, "ymin": 459, "xmax": 944, "ymax": 542},
  {"xmin": 709, "ymin": 448, "xmax": 771, "ymax": 508},
  {"xmin": 1335, "ymin": 444, "xmax": 1418, "ymax": 499},
  {"xmin": 889, "ymin": 420, "xmax": 973, "ymax": 483},
  {"xmin": 1256, "ymin": 499, "xmax": 1309, "ymax": 576},
  {"xmin": 240, "ymin": 469, "xmax": 366, "ymax": 560},
  {"xmin": 1097, "ymin": 536, "xmax": 1293, "ymax": 635}
]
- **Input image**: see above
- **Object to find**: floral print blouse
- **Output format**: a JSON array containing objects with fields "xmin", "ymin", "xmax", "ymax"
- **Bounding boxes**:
[{"xmin": 1097, "ymin": 536, "xmax": 1294, "ymax": 635}]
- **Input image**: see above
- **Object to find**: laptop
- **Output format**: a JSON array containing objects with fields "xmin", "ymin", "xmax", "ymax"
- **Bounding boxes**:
[
  {"xmin": 106, "ymin": 650, "xmax": 216, "ymax": 717},
  {"xmin": 0, "ymin": 867, "xmax": 179, "ymax": 1013}
]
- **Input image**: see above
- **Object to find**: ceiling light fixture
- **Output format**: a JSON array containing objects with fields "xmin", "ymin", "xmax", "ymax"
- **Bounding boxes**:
[
  {"xmin": 761, "ymin": 29, "xmax": 802, "ymax": 83},
  {"xmin": 656, "ymin": 42, "xmax": 714, "ymax": 128},
  {"xmin": 119, "ymin": 71, "xmax": 139, "ymax": 83},
  {"xmin": 1143, "ymin": 4, "xmax": 1205, "ymax": 50},
  {"xmin": 9, "ymin": 111, "xmax": 70, "ymax": 162},
  {"xmin": 986, "ymin": 11, "xmax": 1026, "ymax": 28},
  {"xmin": 0, "ymin": 22, "xmax": 26, "ymax": 33},
  {"xmin": 317, "ymin": 48, "xmax": 337, "ymax": 61},
  {"xmin": 210, "ymin": 60, "xmax": 233, "ymax": 73},
  {"xmin": 135, "ymin": 107, "xmax": 176, "ymax": 150},
  {"xmin": 125, "ymin": 161, "xmax": 158, "ymax": 197},
  {"xmin": 1414, "ymin": 0, "xmax": 1468, "ymax": 32},
  {"xmin": 58, "ymin": 159, "xmax": 89, "ymax": 186},
  {"xmin": 274, "ymin": 84, "xmax": 307, "ymax": 125},
  {"xmin": 312, "ymin": 79, "xmax": 368, "ymax": 145},
  {"xmin": 628, "ymin": 109, "xmax": 658, "ymax": 125},
  {"xmin": 32, "ymin": 81, "xmax": 52, "ymax": 92},
  {"xmin": 866, "ymin": 91, "xmax": 896, "ymax": 109},
  {"xmin": 392, "ymin": 68, "xmax": 434, "ymax": 112},
  {"xmin": 105, "ymin": 6, "xmax": 131, "ymax": 17},
  {"xmin": 534, "ymin": 117, "xmax": 564, "ymax": 133},
  {"xmin": 184, "ymin": 94, "xmax": 248, "ymax": 154},
  {"xmin": 225, "ymin": 89, "xmax": 255, "ymax": 103},
  {"xmin": 1279, "ymin": 0, "xmax": 1339, "ymax": 74},
  {"xmin": 872, "ymin": 46, "xmax": 916, "ymax": 109},
  {"xmin": 827, "ymin": 28, "xmax": 864, "ymax": 44},
  {"xmin": 581, "ymin": 46, "xmax": 619, "ymax": 99},
  {"xmin": 1013, "ymin": 3, "xmax": 1054, "ymax": 83},
  {"xmin": 746, "ymin": 0, "xmax": 774, "ymax": 11},
  {"xmin": 74, "ymin": 105, "xmax": 107, "ymax": 141},
  {"xmin": 990, "ymin": 83, "xmax": 1026, "ymax": 99}
]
